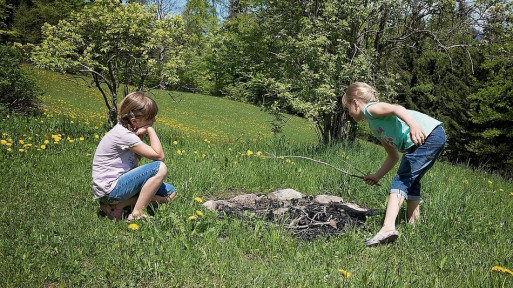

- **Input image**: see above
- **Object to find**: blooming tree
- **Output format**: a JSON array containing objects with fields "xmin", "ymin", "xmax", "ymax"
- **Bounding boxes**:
[{"xmin": 32, "ymin": 0, "xmax": 186, "ymax": 126}]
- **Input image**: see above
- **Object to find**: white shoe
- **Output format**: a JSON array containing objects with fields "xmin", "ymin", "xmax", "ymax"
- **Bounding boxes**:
[{"xmin": 365, "ymin": 230, "xmax": 399, "ymax": 247}]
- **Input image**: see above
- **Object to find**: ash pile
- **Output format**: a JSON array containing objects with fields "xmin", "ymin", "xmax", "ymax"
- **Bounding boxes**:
[{"xmin": 203, "ymin": 189, "xmax": 377, "ymax": 241}]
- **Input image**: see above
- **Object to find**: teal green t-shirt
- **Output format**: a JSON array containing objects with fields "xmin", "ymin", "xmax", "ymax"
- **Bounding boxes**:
[{"xmin": 363, "ymin": 102, "xmax": 442, "ymax": 151}]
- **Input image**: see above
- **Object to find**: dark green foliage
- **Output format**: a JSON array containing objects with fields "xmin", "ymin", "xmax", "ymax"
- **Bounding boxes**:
[
  {"xmin": 467, "ymin": 44, "xmax": 513, "ymax": 175},
  {"xmin": 2, "ymin": 0, "xmax": 85, "ymax": 44},
  {"xmin": 394, "ymin": 47, "xmax": 479, "ymax": 165},
  {"xmin": 0, "ymin": 45, "xmax": 41, "ymax": 113}
]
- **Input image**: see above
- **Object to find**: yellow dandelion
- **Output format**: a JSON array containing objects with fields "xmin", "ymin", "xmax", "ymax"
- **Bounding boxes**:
[
  {"xmin": 40, "ymin": 145, "xmax": 46, "ymax": 149},
  {"xmin": 202, "ymin": 154, "xmax": 206, "ymax": 159},
  {"xmin": 68, "ymin": 139, "xmax": 74, "ymax": 143},
  {"xmin": 19, "ymin": 140, "xmax": 24, "ymax": 145},
  {"xmin": 80, "ymin": 137, "xmax": 84, "ymax": 141},
  {"xmin": 173, "ymin": 141, "xmax": 178, "ymax": 145},
  {"xmin": 188, "ymin": 215, "xmax": 197, "ymax": 221},
  {"xmin": 19, "ymin": 149, "xmax": 24, "ymax": 152},
  {"xmin": 7, "ymin": 148, "xmax": 11, "ymax": 152},
  {"xmin": 194, "ymin": 197, "xmax": 203, "ymax": 203},
  {"xmin": 491, "ymin": 266, "xmax": 513, "ymax": 276},
  {"xmin": 256, "ymin": 151, "xmax": 262, "ymax": 156},
  {"xmin": 44, "ymin": 140, "xmax": 50, "ymax": 144},
  {"xmin": 128, "ymin": 223, "xmax": 139, "ymax": 230},
  {"xmin": 52, "ymin": 134, "xmax": 61, "ymax": 142},
  {"xmin": 499, "ymin": 188, "xmax": 504, "ymax": 192},
  {"xmin": 0, "ymin": 140, "xmax": 6, "ymax": 145},
  {"xmin": 196, "ymin": 210, "xmax": 203, "ymax": 217},
  {"xmin": 488, "ymin": 180, "xmax": 493, "ymax": 185},
  {"xmin": 246, "ymin": 150, "xmax": 254, "ymax": 156},
  {"xmin": 95, "ymin": 134, "xmax": 99, "ymax": 139},
  {"xmin": 338, "ymin": 269, "xmax": 351, "ymax": 278}
]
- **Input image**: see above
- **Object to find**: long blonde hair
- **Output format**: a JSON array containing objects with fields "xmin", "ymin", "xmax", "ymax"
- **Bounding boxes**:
[
  {"xmin": 118, "ymin": 92, "xmax": 158, "ymax": 127},
  {"xmin": 342, "ymin": 82, "xmax": 379, "ymax": 105}
]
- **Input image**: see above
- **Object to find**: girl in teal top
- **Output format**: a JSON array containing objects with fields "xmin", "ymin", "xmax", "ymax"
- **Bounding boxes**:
[{"xmin": 342, "ymin": 82, "xmax": 446, "ymax": 247}]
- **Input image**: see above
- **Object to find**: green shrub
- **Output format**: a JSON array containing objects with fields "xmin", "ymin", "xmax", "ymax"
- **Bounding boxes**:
[{"xmin": 0, "ymin": 44, "xmax": 41, "ymax": 114}]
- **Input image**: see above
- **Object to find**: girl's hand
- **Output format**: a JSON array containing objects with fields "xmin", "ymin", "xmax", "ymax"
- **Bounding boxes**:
[
  {"xmin": 134, "ymin": 125, "xmax": 152, "ymax": 137},
  {"xmin": 409, "ymin": 124, "xmax": 426, "ymax": 146},
  {"xmin": 363, "ymin": 174, "xmax": 381, "ymax": 186}
]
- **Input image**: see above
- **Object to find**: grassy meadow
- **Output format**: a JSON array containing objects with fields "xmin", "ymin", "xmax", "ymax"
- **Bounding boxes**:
[{"xmin": 1, "ymin": 69, "xmax": 512, "ymax": 287}]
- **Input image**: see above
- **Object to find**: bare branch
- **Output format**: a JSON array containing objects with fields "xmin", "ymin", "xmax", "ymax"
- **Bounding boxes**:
[{"xmin": 257, "ymin": 153, "xmax": 380, "ymax": 186}]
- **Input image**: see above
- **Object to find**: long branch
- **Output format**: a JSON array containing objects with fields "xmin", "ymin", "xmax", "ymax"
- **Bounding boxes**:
[{"xmin": 261, "ymin": 153, "xmax": 381, "ymax": 186}]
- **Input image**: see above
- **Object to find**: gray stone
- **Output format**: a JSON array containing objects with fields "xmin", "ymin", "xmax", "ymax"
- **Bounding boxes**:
[
  {"xmin": 202, "ymin": 200, "xmax": 217, "ymax": 210},
  {"xmin": 313, "ymin": 195, "xmax": 344, "ymax": 205},
  {"xmin": 267, "ymin": 189, "xmax": 302, "ymax": 202},
  {"xmin": 229, "ymin": 193, "xmax": 261, "ymax": 208}
]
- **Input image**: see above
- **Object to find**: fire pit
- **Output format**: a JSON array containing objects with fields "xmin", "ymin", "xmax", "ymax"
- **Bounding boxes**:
[{"xmin": 203, "ymin": 189, "xmax": 378, "ymax": 241}]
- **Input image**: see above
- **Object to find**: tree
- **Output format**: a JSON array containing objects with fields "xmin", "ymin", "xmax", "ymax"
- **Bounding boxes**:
[
  {"xmin": 466, "ymin": 1, "xmax": 513, "ymax": 173},
  {"xmin": 32, "ymin": 0, "xmax": 186, "ymax": 126},
  {"xmin": 0, "ymin": 0, "xmax": 12, "ymax": 40},
  {"xmin": 211, "ymin": 0, "xmax": 492, "ymax": 147},
  {"xmin": 7, "ymin": 0, "xmax": 85, "ymax": 44},
  {"xmin": 215, "ymin": 1, "xmax": 384, "ymax": 144},
  {"xmin": 178, "ymin": 0, "xmax": 218, "ymax": 93}
]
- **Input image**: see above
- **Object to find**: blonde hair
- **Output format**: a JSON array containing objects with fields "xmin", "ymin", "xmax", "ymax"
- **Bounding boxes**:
[
  {"xmin": 342, "ymin": 82, "xmax": 379, "ymax": 105},
  {"xmin": 118, "ymin": 91, "xmax": 158, "ymax": 127}
]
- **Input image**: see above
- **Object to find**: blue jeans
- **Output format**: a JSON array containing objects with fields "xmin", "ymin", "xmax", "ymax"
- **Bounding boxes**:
[
  {"xmin": 390, "ymin": 125, "xmax": 446, "ymax": 201},
  {"xmin": 99, "ymin": 161, "xmax": 176, "ymax": 204}
]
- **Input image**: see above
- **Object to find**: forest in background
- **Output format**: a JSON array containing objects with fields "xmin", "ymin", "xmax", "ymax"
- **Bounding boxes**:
[{"xmin": 1, "ymin": 0, "xmax": 512, "ymax": 176}]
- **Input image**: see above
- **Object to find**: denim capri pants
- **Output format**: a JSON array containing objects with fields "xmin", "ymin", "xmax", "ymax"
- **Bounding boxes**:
[
  {"xmin": 99, "ymin": 161, "xmax": 176, "ymax": 204},
  {"xmin": 390, "ymin": 125, "xmax": 446, "ymax": 201}
]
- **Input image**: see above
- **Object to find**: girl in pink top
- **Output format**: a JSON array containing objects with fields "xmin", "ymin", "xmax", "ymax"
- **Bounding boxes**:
[{"xmin": 92, "ymin": 92, "xmax": 176, "ymax": 221}]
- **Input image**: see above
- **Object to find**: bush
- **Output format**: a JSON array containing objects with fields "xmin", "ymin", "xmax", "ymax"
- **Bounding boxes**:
[{"xmin": 0, "ymin": 44, "xmax": 41, "ymax": 114}]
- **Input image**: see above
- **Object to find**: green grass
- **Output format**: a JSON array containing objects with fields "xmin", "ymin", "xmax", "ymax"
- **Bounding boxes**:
[{"xmin": 1, "ymin": 69, "xmax": 512, "ymax": 287}]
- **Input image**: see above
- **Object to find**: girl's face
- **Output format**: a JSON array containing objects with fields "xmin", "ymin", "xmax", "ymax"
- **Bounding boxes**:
[{"xmin": 343, "ymin": 98, "xmax": 365, "ymax": 122}]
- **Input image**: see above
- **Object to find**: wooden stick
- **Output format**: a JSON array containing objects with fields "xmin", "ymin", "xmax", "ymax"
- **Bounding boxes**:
[{"xmin": 260, "ymin": 153, "xmax": 381, "ymax": 186}]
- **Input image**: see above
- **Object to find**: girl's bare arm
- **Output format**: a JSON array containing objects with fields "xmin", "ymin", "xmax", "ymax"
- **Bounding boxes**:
[
  {"xmin": 364, "ymin": 139, "xmax": 399, "ymax": 185},
  {"xmin": 366, "ymin": 102, "xmax": 426, "ymax": 145},
  {"xmin": 130, "ymin": 126, "xmax": 165, "ymax": 161}
]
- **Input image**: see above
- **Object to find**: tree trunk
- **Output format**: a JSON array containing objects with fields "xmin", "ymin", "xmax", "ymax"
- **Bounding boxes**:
[
  {"xmin": 108, "ymin": 92, "xmax": 118, "ymax": 127},
  {"xmin": 318, "ymin": 95, "xmax": 356, "ymax": 144}
]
